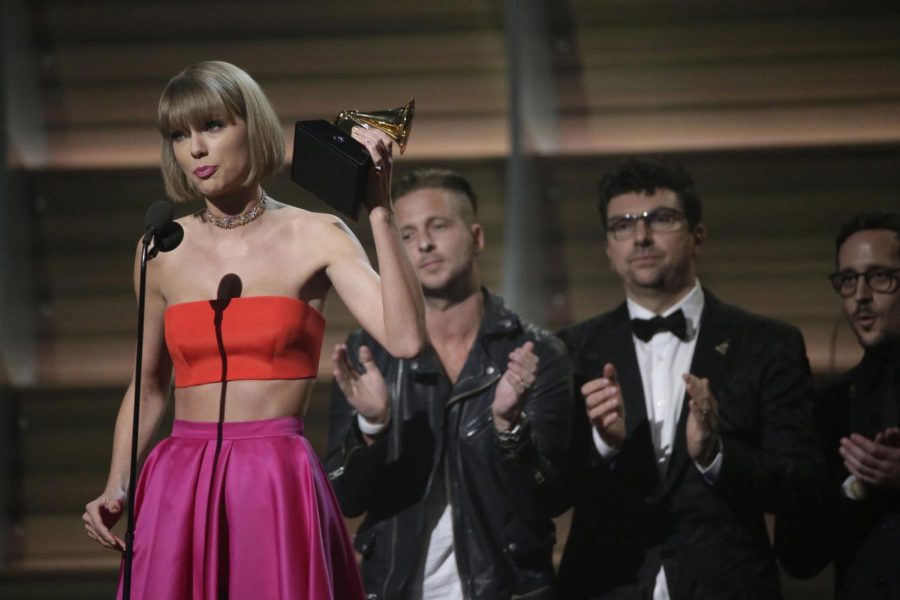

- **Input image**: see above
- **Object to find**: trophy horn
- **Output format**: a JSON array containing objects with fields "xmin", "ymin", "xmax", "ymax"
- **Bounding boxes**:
[{"xmin": 334, "ymin": 98, "xmax": 415, "ymax": 155}]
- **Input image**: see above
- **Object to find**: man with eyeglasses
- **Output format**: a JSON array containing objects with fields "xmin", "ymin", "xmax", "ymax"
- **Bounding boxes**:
[
  {"xmin": 555, "ymin": 158, "xmax": 822, "ymax": 599},
  {"xmin": 776, "ymin": 210, "xmax": 900, "ymax": 599}
]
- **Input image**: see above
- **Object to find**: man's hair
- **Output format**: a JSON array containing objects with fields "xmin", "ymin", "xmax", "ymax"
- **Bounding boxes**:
[
  {"xmin": 597, "ymin": 158, "xmax": 702, "ymax": 230},
  {"xmin": 157, "ymin": 61, "xmax": 285, "ymax": 203},
  {"xmin": 392, "ymin": 169, "xmax": 478, "ymax": 216},
  {"xmin": 835, "ymin": 210, "xmax": 900, "ymax": 262}
]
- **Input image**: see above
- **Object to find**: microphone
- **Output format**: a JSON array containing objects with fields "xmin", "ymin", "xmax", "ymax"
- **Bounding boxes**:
[
  {"xmin": 123, "ymin": 198, "xmax": 184, "ymax": 599},
  {"xmin": 143, "ymin": 200, "xmax": 173, "ymax": 241},
  {"xmin": 156, "ymin": 221, "xmax": 184, "ymax": 252},
  {"xmin": 142, "ymin": 200, "xmax": 184, "ymax": 254}
]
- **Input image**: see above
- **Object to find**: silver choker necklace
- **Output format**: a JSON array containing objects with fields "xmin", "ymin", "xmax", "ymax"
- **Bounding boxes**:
[{"xmin": 203, "ymin": 192, "xmax": 267, "ymax": 229}]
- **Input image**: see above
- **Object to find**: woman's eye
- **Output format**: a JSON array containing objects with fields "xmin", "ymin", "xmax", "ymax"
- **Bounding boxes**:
[
  {"xmin": 169, "ymin": 130, "xmax": 187, "ymax": 142},
  {"xmin": 205, "ymin": 120, "xmax": 224, "ymax": 131}
]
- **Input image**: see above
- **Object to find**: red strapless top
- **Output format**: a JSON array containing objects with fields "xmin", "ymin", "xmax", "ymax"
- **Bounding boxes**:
[{"xmin": 164, "ymin": 296, "xmax": 325, "ymax": 388}]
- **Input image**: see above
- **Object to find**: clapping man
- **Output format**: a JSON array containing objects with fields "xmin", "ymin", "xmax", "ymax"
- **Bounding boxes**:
[
  {"xmin": 326, "ymin": 169, "xmax": 572, "ymax": 600},
  {"xmin": 777, "ymin": 210, "xmax": 900, "ymax": 598},
  {"xmin": 557, "ymin": 158, "xmax": 822, "ymax": 599}
]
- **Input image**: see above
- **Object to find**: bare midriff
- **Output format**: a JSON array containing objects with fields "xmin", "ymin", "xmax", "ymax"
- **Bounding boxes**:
[{"xmin": 173, "ymin": 378, "xmax": 317, "ymax": 422}]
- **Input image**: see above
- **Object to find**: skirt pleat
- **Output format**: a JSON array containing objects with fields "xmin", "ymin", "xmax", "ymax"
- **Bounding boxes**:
[{"xmin": 116, "ymin": 417, "xmax": 364, "ymax": 600}]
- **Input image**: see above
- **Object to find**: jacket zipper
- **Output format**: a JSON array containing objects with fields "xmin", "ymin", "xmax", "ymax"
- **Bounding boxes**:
[
  {"xmin": 445, "ymin": 371, "xmax": 501, "ymax": 599},
  {"xmin": 446, "ymin": 372, "xmax": 501, "ymax": 409},
  {"xmin": 382, "ymin": 360, "xmax": 405, "ymax": 600}
]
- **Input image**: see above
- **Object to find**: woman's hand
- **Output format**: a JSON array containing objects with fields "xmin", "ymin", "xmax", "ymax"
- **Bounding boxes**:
[
  {"xmin": 351, "ymin": 126, "xmax": 394, "ymax": 212},
  {"xmin": 83, "ymin": 488, "xmax": 127, "ymax": 551}
]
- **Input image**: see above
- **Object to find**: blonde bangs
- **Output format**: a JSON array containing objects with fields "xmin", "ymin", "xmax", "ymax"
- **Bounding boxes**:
[{"xmin": 158, "ymin": 76, "xmax": 243, "ymax": 138}]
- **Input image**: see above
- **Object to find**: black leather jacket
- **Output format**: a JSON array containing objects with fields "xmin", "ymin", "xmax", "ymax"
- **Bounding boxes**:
[{"xmin": 325, "ymin": 291, "xmax": 572, "ymax": 600}]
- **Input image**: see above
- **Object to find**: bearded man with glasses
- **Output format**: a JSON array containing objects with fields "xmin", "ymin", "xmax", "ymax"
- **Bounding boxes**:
[
  {"xmin": 556, "ymin": 158, "xmax": 822, "ymax": 600},
  {"xmin": 777, "ymin": 210, "xmax": 900, "ymax": 599}
]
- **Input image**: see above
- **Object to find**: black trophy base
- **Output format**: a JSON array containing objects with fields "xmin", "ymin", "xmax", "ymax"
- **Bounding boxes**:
[{"xmin": 290, "ymin": 120, "xmax": 372, "ymax": 221}]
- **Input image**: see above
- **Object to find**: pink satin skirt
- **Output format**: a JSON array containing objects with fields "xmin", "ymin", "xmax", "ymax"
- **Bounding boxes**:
[{"xmin": 116, "ymin": 417, "xmax": 364, "ymax": 599}]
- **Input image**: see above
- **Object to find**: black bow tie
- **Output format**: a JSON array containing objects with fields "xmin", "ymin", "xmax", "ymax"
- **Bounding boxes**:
[{"xmin": 631, "ymin": 309, "xmax": 688, "ymax": 342}]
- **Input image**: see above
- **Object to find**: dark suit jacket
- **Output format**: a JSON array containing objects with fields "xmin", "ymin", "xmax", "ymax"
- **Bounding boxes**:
[
  {"xmin": 556, "ymin": 291, "xmax": 822, "ymax": 600},
  {"xmin": 775, "ymin": 349, "xmax": 900, "ymax": 599}
]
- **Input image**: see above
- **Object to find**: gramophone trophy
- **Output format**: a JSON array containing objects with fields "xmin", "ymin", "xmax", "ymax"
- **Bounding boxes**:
[{"xmin": 290, "ymin": 98, "xmax": 415, "ymax": 220}]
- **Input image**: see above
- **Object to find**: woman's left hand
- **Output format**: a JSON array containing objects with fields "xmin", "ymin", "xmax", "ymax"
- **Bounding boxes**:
[{"xmin": 351, "ymin": 126, "xmax": 394, "ymax": 212}]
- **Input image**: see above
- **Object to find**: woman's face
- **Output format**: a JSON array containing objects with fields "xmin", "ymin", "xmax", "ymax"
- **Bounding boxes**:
[{"xmin": 170, "ymin": 115, "xmax": 252, "ymax": 201}]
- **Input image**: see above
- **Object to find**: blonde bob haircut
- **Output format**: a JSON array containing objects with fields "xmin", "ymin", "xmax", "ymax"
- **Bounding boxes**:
[{"xmin": 158, "ymin": 61, "xmax": 285, "ymax": 203}]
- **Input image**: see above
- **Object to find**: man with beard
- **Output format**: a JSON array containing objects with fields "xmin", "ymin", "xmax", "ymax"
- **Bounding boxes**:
[
  {"xmin": 777, "ymin": 210, "xmax": 900, "ymax": 599},
  {"xmin": 556, "ymin": 158, "xmax": 822, "ymax": 599},
  {"xmin": 325, "ymin": 169, "xmax": 572, "ymax": 600}
]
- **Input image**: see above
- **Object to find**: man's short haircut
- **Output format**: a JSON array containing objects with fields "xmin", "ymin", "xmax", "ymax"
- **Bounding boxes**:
[
  {"xmin": 597, "ymin": 158, "xmax": 702, "ymax": 230},
  {"xmin": 157, "ymin": 60, "xmax": 285, "ymax": 203},
  {"xmin": 392, "ymin": 169, "xmax": 478, "ymax": 217},
  {"xmin": 835, "ymin": 210, "xmax": 900, "ymax": 262}
]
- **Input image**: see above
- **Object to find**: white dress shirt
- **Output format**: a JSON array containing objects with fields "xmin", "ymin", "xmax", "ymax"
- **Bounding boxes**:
[{"xmin": 592, "ymin": 281, "xmax": 722, "ymax": 600}]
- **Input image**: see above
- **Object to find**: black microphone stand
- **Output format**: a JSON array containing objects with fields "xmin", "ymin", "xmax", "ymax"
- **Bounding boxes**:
[{"xmin": 123, "ymin": 231, "xmax": 162, "ymax": 600}]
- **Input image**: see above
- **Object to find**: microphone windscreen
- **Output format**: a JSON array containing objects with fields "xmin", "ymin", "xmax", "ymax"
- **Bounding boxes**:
[
  {"xmin": 144, "ymin": 200, "xmax": 174, "ymax": 231},
  {"xmin": 157, "ymin": 222, "xmax": 184, "ymax": 252}
]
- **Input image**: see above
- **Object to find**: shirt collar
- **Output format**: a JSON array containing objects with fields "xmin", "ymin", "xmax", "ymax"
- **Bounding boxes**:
[
  {"xmin": 626, "ymin": 280, "xmax": 705, "ymax": 338},
  {"xmin": 479, "ymin": 287, "xmax": 520, "ymax": 335}
]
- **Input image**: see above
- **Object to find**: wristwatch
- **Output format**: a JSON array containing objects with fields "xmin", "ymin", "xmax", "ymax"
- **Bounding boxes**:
[{"xmin": 495, "ymin": 413, "xmax": 528, "ymax": 445}]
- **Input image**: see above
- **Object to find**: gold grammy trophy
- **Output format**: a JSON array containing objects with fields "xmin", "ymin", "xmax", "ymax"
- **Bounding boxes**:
[
  {"xmin": 334, "ymin": 98, "xmax": 415, "ymax": 155},
  {"xmin": 290, "ymin": 99, "xmax": 415, "ymax": 220}
]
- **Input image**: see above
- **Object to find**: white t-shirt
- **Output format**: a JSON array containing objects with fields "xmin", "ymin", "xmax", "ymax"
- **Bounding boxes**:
[{"xmin": 405, "ymin": 459, "xmax": 463, "ymax": 600}]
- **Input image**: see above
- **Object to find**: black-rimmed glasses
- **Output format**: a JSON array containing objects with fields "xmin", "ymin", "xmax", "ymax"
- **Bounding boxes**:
[
  {"xmin": 828, "ymin": 267, "xmax": 900, "ymax": 298},
  {"xmin": 606, "ymin": 207, "xmax": 686, "ymax": 241}
]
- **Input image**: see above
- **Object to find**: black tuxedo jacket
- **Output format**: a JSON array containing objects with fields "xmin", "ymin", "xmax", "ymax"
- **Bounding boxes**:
[
  {"xmin": 556, "ymin": 291, "xmax": 822, "ymax": 600},
  {"xmin": 775, "ymin": 349, "xmax": 900, "ymax": 599}
]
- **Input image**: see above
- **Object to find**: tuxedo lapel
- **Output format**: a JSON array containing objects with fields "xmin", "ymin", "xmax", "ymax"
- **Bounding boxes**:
[
  {"xmin": 663, "ymin": 293, "xmax": 737, "ymax": 493},
  {"xmin": 686, "ymin": 294, "xmax": 736, "ymax": 410},
  {"xmin": 604, "ymin": 304, "xmax": 649, "ymax": 439}
]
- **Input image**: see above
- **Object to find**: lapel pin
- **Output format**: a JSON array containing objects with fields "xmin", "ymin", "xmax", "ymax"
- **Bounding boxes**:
[{"xmin": 715, "ymin": 341, "xmax": 730, "ymax": 355}]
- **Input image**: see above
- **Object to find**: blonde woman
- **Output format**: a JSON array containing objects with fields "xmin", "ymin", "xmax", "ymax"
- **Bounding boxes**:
[{"xmin": 82, "ymin": 61, "xmax": 426, "ymax": 599}]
